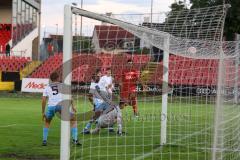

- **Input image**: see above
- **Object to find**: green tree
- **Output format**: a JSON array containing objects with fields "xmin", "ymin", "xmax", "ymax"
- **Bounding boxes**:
[
  {"xmin": 163, "ymin": 1, "xmax": 189, "ymax": 38},
  {"xmin": 72, "ymin": 36, "xmax": 94, "ymax": 53},
  {"xmin": 170, "ymin": 1, "xmax": 186, "ymax": 11},
  {"xmin": 190, "ymin": 0, "xmax": 240, "ymax": 40},
  {"xmin": 164, "ymin": 1, "xmax": 217, "ymax": 40}
]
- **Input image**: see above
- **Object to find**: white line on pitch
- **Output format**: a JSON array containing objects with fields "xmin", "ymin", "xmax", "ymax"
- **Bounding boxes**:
[{"xmin": 0, "ymin": 124, "xmax": 17, "ymax": 128}]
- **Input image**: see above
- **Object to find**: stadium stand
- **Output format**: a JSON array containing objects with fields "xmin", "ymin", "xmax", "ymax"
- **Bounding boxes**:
[
  {"xmin": 0, "ymin": 24, "xmax": 11, "ymax": 54},
  {"xmin": 20, "ymin": 61, "xmax": 42, "ymax": 79},
  {"xmin": 168, "ymin": 55, "xmax": 219, "ymax": 86},
  {"xmin": 28, "ymin": 50, "xmax": 240, "ymax": 88},
  {"xmin": 139, "ymin": 55, "xmax": 220, "ymax": 86},
  {"xmin": 28, "ymin": 53, "xmax": 224, "ymax": 86},
  {"xmin": 31, "ymin": 54, "xmax": 62, "ymax": 79},
  {"xmin": 30, "ymin": 53, "xmax": 150, "ymax": 83},
  {"xmin": 0, "ymin": 56, "xmax": 30, "ymax": 72}
]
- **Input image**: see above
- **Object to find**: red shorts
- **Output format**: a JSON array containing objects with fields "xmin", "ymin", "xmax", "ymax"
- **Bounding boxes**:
[{"xmin": 120, "ymin": 90, "xmax": 137, "ymax": 106}]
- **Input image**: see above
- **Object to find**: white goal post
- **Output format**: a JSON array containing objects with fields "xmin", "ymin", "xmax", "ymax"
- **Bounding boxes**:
[
  {"xmin": 62, "ymin": 5, "xmax": 172, "ymax": 159},
  {"xmin": 61, "ymin": 5, "xmax": 72, "ymax": 160}
]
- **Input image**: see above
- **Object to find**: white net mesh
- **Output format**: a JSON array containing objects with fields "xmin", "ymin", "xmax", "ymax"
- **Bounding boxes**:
[
  {"xmin": 64, "ymin": 4, "xmax": 240, "ymax": 160},
  {"xmin": 114, "ymin": 5, "xmax": 226, "ymax": 41}
]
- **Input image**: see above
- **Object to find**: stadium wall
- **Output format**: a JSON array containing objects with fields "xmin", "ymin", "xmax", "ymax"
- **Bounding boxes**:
[{"xmin": 12, "ymin": 28, "xmax": 38, "ymax": 59}]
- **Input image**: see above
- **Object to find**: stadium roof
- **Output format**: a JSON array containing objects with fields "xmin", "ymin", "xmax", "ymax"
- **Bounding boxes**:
[
  {"xmin": 0, "ymin": 0, "xmax": 11, "ymax": 7},
  {"xmin": 0, "ymin": 0, "xmax": 40, "ymax": 9},
  {"xmin": 93, "ymin": 25, "xmax": 135, "ymax": 48}
]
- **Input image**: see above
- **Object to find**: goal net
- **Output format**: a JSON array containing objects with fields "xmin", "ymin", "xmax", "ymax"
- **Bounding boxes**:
[{"xmin": 60, "ymin": 4, "xmax": 240, "ymax": 160}]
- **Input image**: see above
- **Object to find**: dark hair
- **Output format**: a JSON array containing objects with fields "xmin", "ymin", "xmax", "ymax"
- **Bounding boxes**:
[
  {"xmin": 127, "ymin": 59, "xmax": 133, "ymax": 63},
  {"xmin": 91, "ymin": 74, "xmax": 96, "ymax": 80},
  {"xmin": 95, "ymin": 68, "xmax": 101, "ymax": 74},
  {"xmin": 50, "ymin": 72, "xmax": 59, "ymax": 81},
  {"xmin": 92, "ymin": 73, "xmax": 100, "ymax": 83}
]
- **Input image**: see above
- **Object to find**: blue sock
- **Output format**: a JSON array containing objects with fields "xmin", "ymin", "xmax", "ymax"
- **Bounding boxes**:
[
  {"xmin": 43, "ymin": 128, "xmax": 49, "ymax": 141},
  {"xmin": 71, "ymin": 127, "xmax": 78, "ymax": 141},
  {"xmin": 84, "ymin": 122, "xmax": 92, "ymax": 130}
]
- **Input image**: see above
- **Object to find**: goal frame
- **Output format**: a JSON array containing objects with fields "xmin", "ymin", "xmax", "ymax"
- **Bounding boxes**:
[
  {"xmin": 62, "ymin": 4, "xmax": 233, "ymax": 160},
  {"xmin": 62, "ymin": 5, "xmax": 170, "ymax": 159}
]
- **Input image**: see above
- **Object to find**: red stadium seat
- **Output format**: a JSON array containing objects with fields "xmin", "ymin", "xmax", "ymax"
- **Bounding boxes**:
[
  {"xmin": 0, "ymin": 24, "xmax": 11, "ymax": 54},
  {"xmin": 0, "ymin": 55, "xmax": 29, "ymax": 72}
]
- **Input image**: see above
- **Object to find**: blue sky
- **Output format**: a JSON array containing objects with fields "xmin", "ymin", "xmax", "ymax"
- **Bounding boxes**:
[{"xmin": 41, "ymin": 0, "xmax": 189, "ymax": 37}]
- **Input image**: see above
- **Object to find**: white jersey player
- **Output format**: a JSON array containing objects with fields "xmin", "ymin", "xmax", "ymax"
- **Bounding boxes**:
[
  {"xmin": 98, "ymin": 68, "xmax": 114, "ymax": 97},
  {"xmin": 43, "ymin": 82, "xmax": 63, "ymax": 107},
  {"xmin": 91, "ymin": 105, "xmax": 123, "ymax": 135},
  {"xmin": 89, "ymin": 71, "xmax": 110, "ymax": 112},
  {"xmin": 83, "ymin": 70, "xmax": 111, "ymax": 134},
  {"xmin": 42, "ymin": 72, "xmax": 81, "ymax": 146},
  {"xmin": 89, "ymin": 81, "xmax": 104, "ymax": 109}
]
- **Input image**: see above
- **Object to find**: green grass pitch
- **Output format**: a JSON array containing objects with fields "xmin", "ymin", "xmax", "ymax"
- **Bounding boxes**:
[{"xmin": 0, "ymin": 96, "xmax": 215, "ymax": 160}]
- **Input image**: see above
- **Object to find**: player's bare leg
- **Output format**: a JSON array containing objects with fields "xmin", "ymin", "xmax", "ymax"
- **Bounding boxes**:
[
  {"xmin": 82, "ymin": 110, "xmax": 103, "ymax": 134},
  {"xmin": 70, "ymin": 115, "xmax": 81, "ymax": 146},
  {"xmin": 42, "ymin": 119, "xmax": 51, "ymax": 146},
  {"xmin": 130, "ymin": 93, "xmax": 138, "ymax": 117},
  {"xmin": 132, "ymin": 104, "xmax": 138, "ymax": 117},
  {"xmin": 119, "ymin": 98, "xmax": 128, "ymax": 110}
]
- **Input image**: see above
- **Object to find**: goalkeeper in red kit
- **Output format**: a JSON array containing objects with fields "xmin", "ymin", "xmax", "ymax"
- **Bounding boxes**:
[{"xmin": 119, "ymin": 59, "xmax": 143, "ymax": 117}]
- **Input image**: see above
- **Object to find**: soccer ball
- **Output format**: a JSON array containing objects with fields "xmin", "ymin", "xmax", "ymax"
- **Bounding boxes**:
[{"xmin": 187, "ymin": 46, "xmax": 197, "ymax": 54}]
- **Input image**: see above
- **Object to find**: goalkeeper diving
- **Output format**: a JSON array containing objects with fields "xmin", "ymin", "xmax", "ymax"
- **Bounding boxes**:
[{"xmin": 91, "ymin": 102, "xmax": 124, "ymax": 135}]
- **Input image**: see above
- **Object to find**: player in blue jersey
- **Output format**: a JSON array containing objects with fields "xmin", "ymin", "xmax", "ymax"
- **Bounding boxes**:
[{"xmin": 42, "ymin": 72, "xmax": 81, "ymax": 146}]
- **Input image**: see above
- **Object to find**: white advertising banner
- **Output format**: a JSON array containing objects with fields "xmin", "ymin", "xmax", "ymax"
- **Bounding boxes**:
[{"xmin": 21, "ymin": 78, "xmax": 49, "ymax": 93}]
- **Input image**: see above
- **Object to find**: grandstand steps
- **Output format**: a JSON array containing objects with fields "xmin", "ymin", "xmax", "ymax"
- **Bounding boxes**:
[
  {"xmin": 12, "ymin": 28, "xmax": 38, "ymax": 58},
  {"xmin": 141, "ymin": 62, "xmax": 159, "ymax": 83},
  {"xmin": 20, "ymin": 61, "xmax": 42, "ymax": 79}
]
